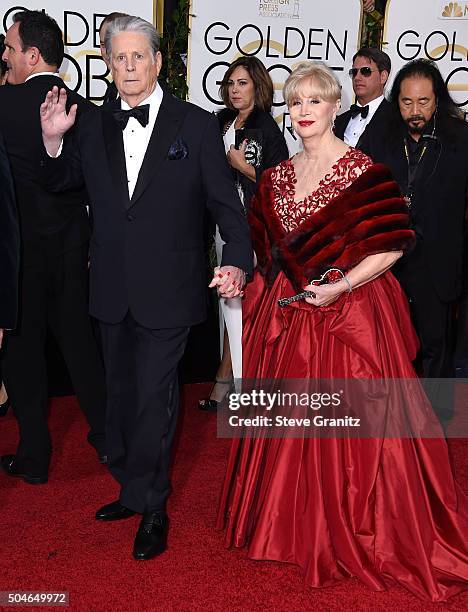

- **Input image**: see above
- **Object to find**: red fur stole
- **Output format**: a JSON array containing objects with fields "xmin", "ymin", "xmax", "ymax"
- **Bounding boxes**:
[{"xmin": 248, "ymin": 163, "xmax": 415, "ymax": 292}]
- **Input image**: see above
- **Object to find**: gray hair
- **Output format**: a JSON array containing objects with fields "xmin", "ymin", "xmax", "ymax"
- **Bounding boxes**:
[{"xmin": 105, "ymin": 15, "xmax": 160, "ymax": 59}]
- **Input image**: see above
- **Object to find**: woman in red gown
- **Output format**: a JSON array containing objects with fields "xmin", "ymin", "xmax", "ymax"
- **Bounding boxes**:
[{"xmin": 217, "ymin": 62, "xmax": 468, "ymax": 602}]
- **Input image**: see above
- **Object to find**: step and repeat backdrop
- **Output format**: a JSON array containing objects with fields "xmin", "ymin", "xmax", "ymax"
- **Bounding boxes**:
[
  {"xmin": 2, "ymin": 1, "xmax": 467, "ymax": 121},
  {"xmin": 385, "ymin": 0, "xmax": 468, "ymax": 114},
  {"xmin": 1, "ymin": 2, "xmax": 161, "ymax": 101},
  {"xmin": 187, "ymin": 0, "xmax": 362, "ymax": 153}
]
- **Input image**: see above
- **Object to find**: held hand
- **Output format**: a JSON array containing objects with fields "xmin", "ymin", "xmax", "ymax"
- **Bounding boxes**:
[
  {"xmin": 304, "ymin": 280, "xmax": 347, "ymax": 307},
  {"xmin": 209, "ymin": 265, "xmax": 246, "ymax": 299},
  {"xmin": 40, "ymin": 86, "xmax": 77, "ymax": 155},
  {"xmin": 227, "ymin": 141, "xmax": 249, "ymax": 173}
]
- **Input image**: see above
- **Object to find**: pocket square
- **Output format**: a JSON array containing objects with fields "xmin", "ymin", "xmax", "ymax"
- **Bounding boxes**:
[{"xmin": 167, "ymin": 138, "xmax": 189, "ymax": 160}]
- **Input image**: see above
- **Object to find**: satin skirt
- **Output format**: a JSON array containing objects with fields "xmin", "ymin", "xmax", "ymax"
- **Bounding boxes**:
[{"xmin": 217, "ymin": 270, "xmax": 468, "ymax": 602}]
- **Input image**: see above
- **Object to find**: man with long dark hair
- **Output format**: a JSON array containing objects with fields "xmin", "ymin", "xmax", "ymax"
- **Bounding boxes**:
[{"xmin": 360, "ymin": 59, "xmax": 468, "ymax": 423}]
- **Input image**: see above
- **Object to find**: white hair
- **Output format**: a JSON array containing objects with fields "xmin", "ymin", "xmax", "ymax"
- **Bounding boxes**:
[{"xmin": 105, "ymin": 15, "xmax": 160, "ymax": 58}]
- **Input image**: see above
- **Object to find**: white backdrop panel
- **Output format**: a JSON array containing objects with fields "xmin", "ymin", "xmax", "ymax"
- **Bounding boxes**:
[
  {"xmin": 385, "ymin": 0, "xmax": 468, "ymax": 114},
  {"xmin": 187, "ymin": 0, "xmax": 363, "ymax": 153}
]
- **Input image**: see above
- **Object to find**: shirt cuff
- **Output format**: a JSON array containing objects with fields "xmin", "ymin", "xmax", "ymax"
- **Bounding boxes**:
[{"xmin": 46, "ymin": 140, "xmax": 63, "ymax": 158}]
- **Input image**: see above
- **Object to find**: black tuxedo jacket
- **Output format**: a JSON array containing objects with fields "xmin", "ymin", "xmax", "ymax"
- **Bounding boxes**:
[
  {"xmin": 334, "ymin": 99, "xmax": 391, "ymax": 148},
  {"xmin": 0, "ymin": 130, "xmax": 19, "ymax": 329},
  {"xmin": 42, "ymin": 91, "xmax": 253, "ymax": 328},
  {"xmin": 360, "ymin": 115, "xmax": 468, "ymax": 302},
  {"xmin": 0, "ymin": 75, "xmax": 92, "ymax": 263}
]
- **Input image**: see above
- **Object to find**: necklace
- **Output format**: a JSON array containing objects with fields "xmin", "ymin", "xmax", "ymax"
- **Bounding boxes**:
[{"xmin": 403, "ymin": 138, "xmax": 428, "ymax": 208}]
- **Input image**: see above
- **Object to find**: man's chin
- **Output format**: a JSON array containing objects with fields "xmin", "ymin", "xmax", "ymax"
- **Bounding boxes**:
[
  {"xmin": 406, "ymin": 122, "xmax": 425, "ymax": 135},
  {"xmin": 120, "ymin": 86, "xmax": 142, "ymax": 96}
]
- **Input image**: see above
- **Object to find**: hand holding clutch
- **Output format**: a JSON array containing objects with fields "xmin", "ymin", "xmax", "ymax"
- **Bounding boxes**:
[{"xmin": 278, "ymin": 268, "xmax": 350, "ymax": 308}]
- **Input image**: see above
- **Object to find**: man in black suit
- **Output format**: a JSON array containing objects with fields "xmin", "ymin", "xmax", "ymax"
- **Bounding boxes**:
[
  {"xmin": 360, "ymin": 59, "xmax": 468, "ymax": 422},
  {"xmin": 0, "ymin": 131, "xmax": 19, "ymax": 345},
  {"xmin": 334, "ymin": 47, "xmax": 391, "ymax": 148},
  {"xmin": 0, "ymin": 10, "xmax": 107, "ymax": 484},
  {"xmin": 40, "ymin": 15, "xmax": 252, "ymax": 560}
]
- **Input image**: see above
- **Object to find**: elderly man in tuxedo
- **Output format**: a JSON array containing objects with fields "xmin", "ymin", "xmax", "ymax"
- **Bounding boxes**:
[
  {"xmin": 334, "ymin": 47, "xmax": 391, "ymax": 148},
  {"xmin": 40, "ymin": 15, "xmax": 252, "ymax": 560}
]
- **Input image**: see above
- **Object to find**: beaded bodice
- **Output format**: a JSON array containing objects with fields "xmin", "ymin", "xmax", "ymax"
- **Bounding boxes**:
[{"xmin": 271, "ymin": 148, "xmax": 373, "ymax": 232}]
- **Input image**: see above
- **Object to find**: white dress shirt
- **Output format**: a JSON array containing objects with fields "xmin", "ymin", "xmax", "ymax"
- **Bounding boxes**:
[
  {"xmin": 25, "ymin": 71, "xmax": 59, "ymax": 82},
  {"xmin": 121, "ymin": 83, "xmax": 163, "ymax": 198},
  {"xmin": 343, "ymin": 95, "xmax": 384, "ymax": 147},
  {"xmin": 47, "ymin": 83, "xmax": 164, "ymax": 183}
]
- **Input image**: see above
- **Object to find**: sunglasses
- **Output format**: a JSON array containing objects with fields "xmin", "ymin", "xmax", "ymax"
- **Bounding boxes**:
[{"xmin": 348, "ymin": 67, "xmax": 377, "ymax": 78}]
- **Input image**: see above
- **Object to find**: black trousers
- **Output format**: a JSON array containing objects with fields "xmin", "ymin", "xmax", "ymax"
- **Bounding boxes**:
[
  {"xmin": 456, "ymin": 291, "xmax": 468, "ymax": 367},
  {"xmin": 2, "ymin": 242, "xmax": 106, "ymax": 477},
  {"xmin": 394, "ymin": 245, "xmax": 455, "ymax": 422},
  {"xmin": 455, "ymin": 232, "xmax": 468, "ymax": 368},
  {"xmin": 395, "ymin": 254, "xmax": 455, "ymax": 379},
  {"xmin": 100, "ymin": 312, "xmax": 189, "ymax": 513}
]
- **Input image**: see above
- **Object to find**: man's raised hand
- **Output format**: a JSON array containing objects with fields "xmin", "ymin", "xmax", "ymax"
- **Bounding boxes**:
[{"xmin": 40, "ymin": 86, "xmax": 77, "ymax": 156}]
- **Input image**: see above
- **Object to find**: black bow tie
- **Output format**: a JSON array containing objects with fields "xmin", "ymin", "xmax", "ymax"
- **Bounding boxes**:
[
  {"xmin": 350, "ymin": 104, "xmax": 369, "ymax": 119},
  {"xmin": 112, "ymin": 104, "xmax": 150, "ymax": 129}
]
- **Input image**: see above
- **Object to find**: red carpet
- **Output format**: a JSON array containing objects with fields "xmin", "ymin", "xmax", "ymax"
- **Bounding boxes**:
[{"xmin": 1, "ymin": 384, "xmax": 467, "ymax": 611}]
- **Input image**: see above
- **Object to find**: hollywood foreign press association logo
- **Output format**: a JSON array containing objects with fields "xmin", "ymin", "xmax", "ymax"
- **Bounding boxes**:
[
  {"xmin": 259, "ymin": 0, "xmax": 300, "ymax": 20},
  {"xmin": 441, "ymin": 1, "xmax": 468, "ymax": 18}
]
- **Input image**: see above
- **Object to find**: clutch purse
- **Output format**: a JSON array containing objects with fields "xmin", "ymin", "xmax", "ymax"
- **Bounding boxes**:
[
  {"xmin": 235, "ymin": 128, "xmax": 263, "ymax": 168},
  {"xmin": 278, "ymin": 268, "xmax": 345, "ymax": 308}
]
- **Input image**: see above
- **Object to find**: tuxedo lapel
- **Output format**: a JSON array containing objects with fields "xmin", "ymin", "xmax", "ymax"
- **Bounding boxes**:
[
  {"xmin": 366, "ymin": 99, "xmax": 389, "ymax": 129},
  {"xmin": 334, "ymin": 110, "xmax": 351, "ymax": 140},
  {"xmin": 102, "ymin": 101, "xmax": 131, "ymax": 210},
  {"xmin": 129, "ymin": 92, "xmax": 188, "ymax": 208},
  {"xmin": 357, "ymin": 100, "xmax": 390, "ymax": 148}
]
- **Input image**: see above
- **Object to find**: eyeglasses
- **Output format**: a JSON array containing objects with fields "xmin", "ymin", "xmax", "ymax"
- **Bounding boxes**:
[{"xmin": 348, "ymin": 67, "xmax": 377, "ymax": 78}]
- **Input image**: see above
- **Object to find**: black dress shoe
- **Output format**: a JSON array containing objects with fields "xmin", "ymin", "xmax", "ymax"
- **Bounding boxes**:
[
  {"xmin": 0, "ymin": 398, "xmax": 10, "ymax": 417},
  {"xmin": 133, "ymin": 512, "xmax": 168, "ymax": 560},
  {"xmin": 95, "ymin": 500, "xmax": 137, "ymax": 521},
  {"xmin": 1, "ymin": 455, "xmax": 48, "ymax": 485}
]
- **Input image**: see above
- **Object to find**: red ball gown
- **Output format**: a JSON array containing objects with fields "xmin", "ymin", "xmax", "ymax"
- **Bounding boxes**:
[{"xmin": 217, "ymin": 150, "xmax": 468, "ymax": 602}]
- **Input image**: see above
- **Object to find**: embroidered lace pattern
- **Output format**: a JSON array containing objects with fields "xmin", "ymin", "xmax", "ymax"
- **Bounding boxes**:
[{"xmin": 272, "ymin": 148, "xmax": 373, "ymax": 232}]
